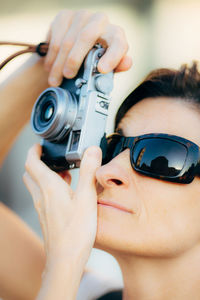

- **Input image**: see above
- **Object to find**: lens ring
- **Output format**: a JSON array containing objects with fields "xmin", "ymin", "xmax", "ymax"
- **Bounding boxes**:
[{"xmin": 31, "ymin": 87, "xmax": 78, "ymax": 142}]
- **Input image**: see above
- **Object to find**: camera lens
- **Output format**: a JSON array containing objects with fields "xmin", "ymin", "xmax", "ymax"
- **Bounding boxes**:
[
  {"xmin": 41, "ymin": 102, "xmax": 54, "ymax": 122},
  {"xmin": 34, "ymin": 92, "xmax": 56, "ymax": 128},
  {"xmin": 31, "ymin": 87, "xmax": 77, "ymax": 142}
]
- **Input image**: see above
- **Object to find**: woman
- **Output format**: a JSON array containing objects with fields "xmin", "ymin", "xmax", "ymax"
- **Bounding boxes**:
[
  {"xmin": 24, "ymin": 9, "xmax": 200, "ymax": 300},
  {"xmin": 0, "ymin": 9, "xmax": 131, "ymax": 299}
]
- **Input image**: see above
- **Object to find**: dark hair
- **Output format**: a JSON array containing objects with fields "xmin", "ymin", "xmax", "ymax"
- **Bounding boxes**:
[{"xmin": 115, "ymin": 61, "xmax": 200, "ymax": 129}]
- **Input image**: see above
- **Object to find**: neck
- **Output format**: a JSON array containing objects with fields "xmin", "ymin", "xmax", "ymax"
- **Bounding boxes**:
[{"xmin": 114, "ymin": 244, "xmax": 200, "ymax": 300}]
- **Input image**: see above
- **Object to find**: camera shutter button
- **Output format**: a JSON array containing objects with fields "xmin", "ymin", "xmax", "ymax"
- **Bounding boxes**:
[{"xmin": 95, "ymin": 74, "xmax": 113, "ymax": 94}]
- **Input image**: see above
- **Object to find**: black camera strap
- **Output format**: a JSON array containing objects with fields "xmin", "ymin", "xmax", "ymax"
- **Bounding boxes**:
[{"xmin": 0, "ymin": 41, "xmax": 49, "ymax": 70}]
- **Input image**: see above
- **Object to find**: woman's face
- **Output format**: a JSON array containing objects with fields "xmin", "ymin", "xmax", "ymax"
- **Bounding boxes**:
[{"xmin": 95, "ymin": 97, "xmax": 200, "ymax": 258}]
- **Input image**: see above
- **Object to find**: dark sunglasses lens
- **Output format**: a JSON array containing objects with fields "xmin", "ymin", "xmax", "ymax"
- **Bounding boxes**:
[
  {"xmin": 103, "ymin": 135, "xmax": 123, "ymax": 164},
  {"xmin": 133, "ymin": 138, "xmax": 187, "ymax": 177}
]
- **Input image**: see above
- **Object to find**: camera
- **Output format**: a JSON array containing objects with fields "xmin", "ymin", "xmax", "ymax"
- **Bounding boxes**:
[{"xmin": 31, "ymin": 45, "xmax": 113, "ymax": 171}]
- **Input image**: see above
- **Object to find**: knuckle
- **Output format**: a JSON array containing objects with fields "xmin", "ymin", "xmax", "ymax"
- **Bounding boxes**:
[
  {"xmin": 50, "ymin": 42, "xmax": 60, "ymax": 54},
  {"xmin": 80, "ymin": 28, "xmax": 93, "ymax": 42},
  {"xmin": 76, "ymin": 9, "xmax": 90, "ymax": 17},
  {"xmin": 58, "ymin": 9, "xmax": 73, "ymax": 19},
  {"xmin": 51, "ymin": 10, "xmax": 73, "ymax": 29},
  {"xmin": 52, "ymin": 10, "xmax": 65, "ymax": 24},
  {"xmin": 25, "ymin": 158, "xmax": 30, "ymax": 171},
  {"xmin": 113, "ymin": 26, "xmax": 129, "ymax": 51},
  {"xmin": 114, "ymin": 25, "xmax": 125, "ymax": 39},
  {"xmin": 120, "ymin": 39, "xmax": 129, "ymax": 53},
  {"xmin": 62, "ymin": 38, "xmax": 74, "ymax": 50},
  {"xmin": 94, "ymin": 11, "xmax": 108, "ymax": 24}
]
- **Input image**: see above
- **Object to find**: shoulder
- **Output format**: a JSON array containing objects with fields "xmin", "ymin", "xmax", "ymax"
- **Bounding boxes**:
[{"xmin": 76, "ymin": 269, "xmax": 123, "ymax": 300}]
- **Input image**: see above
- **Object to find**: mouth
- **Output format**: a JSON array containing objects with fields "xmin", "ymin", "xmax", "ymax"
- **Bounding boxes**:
[{"xmin": 97, "ymin": 199, "xmax": 134, "ymax": 214}]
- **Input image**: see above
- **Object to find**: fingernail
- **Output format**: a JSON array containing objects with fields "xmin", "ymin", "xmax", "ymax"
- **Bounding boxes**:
[
  {"xmin": 49, "ymin": 77, "xmax": 58, "ymax": 86},
  {"xmin": 63, "ymin": 67, "xmax": 74, "ymax": 78}
]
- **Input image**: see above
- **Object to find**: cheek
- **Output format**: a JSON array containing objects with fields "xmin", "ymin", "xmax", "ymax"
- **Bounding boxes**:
[
  {"xmin": 95, "ymin": 205, "xmax": 135, "ymax": 253},
  {"xmin": 137, "ymin": 177, "xmax": 200, "ymax": 255},
  {"xmin": 95, "ymin": 177, "xmax": 200, "ymax": 258}
]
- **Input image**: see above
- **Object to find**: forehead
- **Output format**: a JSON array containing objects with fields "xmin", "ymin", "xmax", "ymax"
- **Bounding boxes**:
[{"xmin": 118, "ymin": 97, "xmax": 200, "ymax": 146}]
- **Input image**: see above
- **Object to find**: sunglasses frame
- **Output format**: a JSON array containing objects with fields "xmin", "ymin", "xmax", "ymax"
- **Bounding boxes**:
[{"xmin": 103, "ymin": 133, "xmax": 200, "ymax": 184}]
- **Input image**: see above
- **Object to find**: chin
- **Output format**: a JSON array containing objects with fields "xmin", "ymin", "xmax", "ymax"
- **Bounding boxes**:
[
  {"xmin": 94, "ymin": 218, "xmax": 187, "ymax": 259},
  {"xmin": 95, "ymin": 205, "xmax": 137, "ymax": 255},
  {"xmin": 94, "ymin": 217, "xmax": 122, "ymax": 255},
  {"xmin": 94, "ymin": 215, "xmax": 134, "ymax": 256}
]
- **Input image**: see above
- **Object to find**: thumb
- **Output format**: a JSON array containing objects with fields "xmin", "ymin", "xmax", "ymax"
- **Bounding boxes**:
[{"xmin": 76, "ymin": 146, "xmax": 102, "ymax": 203}]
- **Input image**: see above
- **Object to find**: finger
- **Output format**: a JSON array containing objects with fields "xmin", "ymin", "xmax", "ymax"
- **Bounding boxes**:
[
  {"xmin": 49, "ymin": 10, "xmax": 91, "ymax": 86},
  {"xmin": 76, "ymin": 146, "xmax": 102, "ymax": 205},
  {"xmin": 97, "ymin": 26, "xmax": 129, "ymax": 74},
  {"xmin": 23, "ymin": 171, "xmax": 43, "ymax": 215},
  {"xmin": 25, "ymin": 144, "xmax": 56, "ymax": 186},
  {"xmin": 114, "ymin": 55, "xmax": 133, "ymax": 73},
  {"xmin": 63, "ymin": 12, "xmax": 108, "ymax": 78},
  {"xmin": 45, "ymin": 10, "xmax": 74, "ymax": 74},
  {"xmin": 25, "ymin": 144, "xmax": 73, "ymax": 197},
  {"xmin": 23, "ymin": 172, "xmax": 50, "ymax": 252}
]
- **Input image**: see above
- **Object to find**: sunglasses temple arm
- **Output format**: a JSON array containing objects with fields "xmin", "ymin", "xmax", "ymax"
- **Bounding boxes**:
[
  {"xmin": 196, "ymin": 161, "xmax": 200, "ymax": 176},
  {"xmin": 123, "ymin": 137, "xmax": 134, "ymax": 149},
  {"xmin": 195, "ymin": 149, "xmax": 200, "ymax": 175}
]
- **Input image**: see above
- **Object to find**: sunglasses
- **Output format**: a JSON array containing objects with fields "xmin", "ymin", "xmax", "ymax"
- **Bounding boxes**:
[{"xmin": 101, "ymin": 133, "xmax": 200, "ymax": 184}]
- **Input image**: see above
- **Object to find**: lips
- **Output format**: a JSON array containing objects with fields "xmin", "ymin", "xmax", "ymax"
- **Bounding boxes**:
[{"xmin": 97, "ymin": 199, "xmax": 134, "ymax": 214}]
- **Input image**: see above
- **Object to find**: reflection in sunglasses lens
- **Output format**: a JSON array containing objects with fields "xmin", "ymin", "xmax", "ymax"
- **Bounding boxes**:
[{"xmin": 133, "ymin": 138, "xmax": 187, "ymax": 176}]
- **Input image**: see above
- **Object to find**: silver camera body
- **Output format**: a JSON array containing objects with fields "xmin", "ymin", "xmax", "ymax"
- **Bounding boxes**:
[{"xmin": 31, "ymin": 45, "xmax": 113, "ymax": 171}]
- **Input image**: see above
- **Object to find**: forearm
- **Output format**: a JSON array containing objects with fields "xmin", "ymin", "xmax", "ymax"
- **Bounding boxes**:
[
  {"xmin": 0, "ymin": 54, "xmax": 49, "ymax": 165},
  {"xmin": 0, "ymin": 203, "xmax": 45, "ymax": 300}
]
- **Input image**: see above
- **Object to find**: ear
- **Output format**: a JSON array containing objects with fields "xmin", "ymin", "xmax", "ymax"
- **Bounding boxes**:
[{"xmin": 58, "ymin": 170, "xmax": 72, "ymax": 185}]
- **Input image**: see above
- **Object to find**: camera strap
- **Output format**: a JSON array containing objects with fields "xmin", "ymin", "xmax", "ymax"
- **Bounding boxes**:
[{"xmin": 0, "ymin": 41, "xmax": 49, "ymax": 70}]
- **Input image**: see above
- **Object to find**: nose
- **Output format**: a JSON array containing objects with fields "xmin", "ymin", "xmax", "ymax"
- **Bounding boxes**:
[{"xmin": 96, "ymin": 149, "xmax": 131, "ymax": 189}]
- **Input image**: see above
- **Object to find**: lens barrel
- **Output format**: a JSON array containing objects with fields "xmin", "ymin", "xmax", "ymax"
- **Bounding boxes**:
[{"xmin": 31, "ymin": 87, "xmax": 77, "ymax": 142}]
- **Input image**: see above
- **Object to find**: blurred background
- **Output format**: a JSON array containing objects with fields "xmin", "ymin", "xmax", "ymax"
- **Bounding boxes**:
[{"xmin": 0, "ymin": 0, "xmax": 200, "ymax": 291}]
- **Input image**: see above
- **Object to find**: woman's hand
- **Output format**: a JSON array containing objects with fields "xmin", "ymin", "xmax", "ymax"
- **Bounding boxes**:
[
  {"xmin": 45, "ymin": 9, "xmax": 132, "ymax": 86},
  {"xmin": 23, "ymin": 144, "xmax": 102, "ymax": 266}
]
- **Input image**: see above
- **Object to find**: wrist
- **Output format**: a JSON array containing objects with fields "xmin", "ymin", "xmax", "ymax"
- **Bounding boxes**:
[
  {"xmin": 46, "ymin": 236, "xmax": 94, "ymax": 268},
  {"xmin": 46, "ymin": 246, "xmax": 90, "ymax": 274},
  {"xmin": 38, "ymin": 255, "xmax": 85, "ymax": 300}
]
